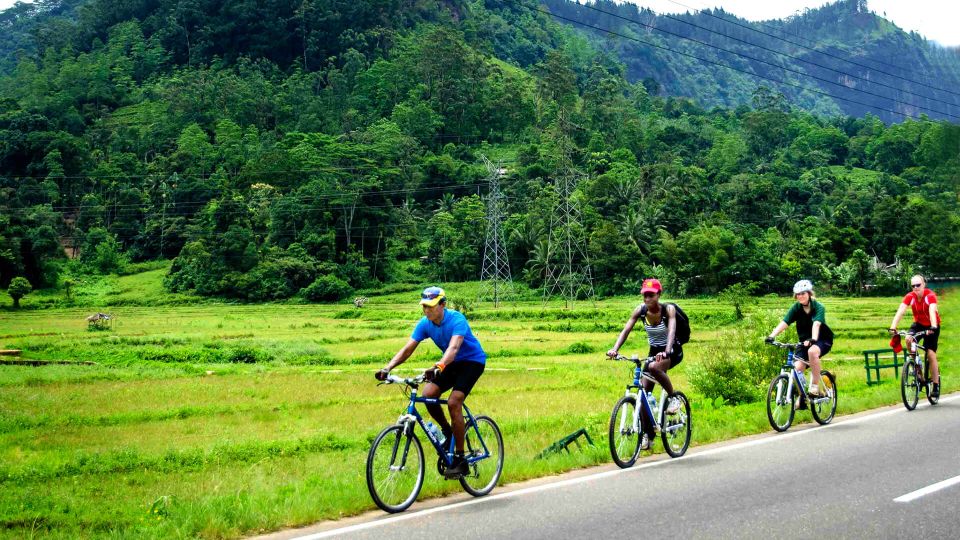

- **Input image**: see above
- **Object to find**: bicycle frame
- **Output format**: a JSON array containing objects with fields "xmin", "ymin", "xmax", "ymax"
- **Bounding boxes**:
[
  {"xmin": 771, "ymin": 343, "xmax": 831, "ymax": 406},
  {"xmin": 393, "ymin": 381, "xmax": 492, "ymax": 467},
  {"xmin": 618, "ymin": 357, "xmax": 670, "ymax": 435},
  {"xmin": 900, "ymin": 331, "xmax": 930, "ymax": 383}
]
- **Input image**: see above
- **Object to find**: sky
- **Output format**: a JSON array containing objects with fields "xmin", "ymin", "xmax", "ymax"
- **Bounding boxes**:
[{"xmin": 0, "ymin": 0, "xmax": 958, "ymax": 47}]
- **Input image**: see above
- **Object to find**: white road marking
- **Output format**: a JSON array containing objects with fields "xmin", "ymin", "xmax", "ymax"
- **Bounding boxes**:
[
  {"xmin": 894, "ymin": 474, "xmax": 960, "ymax": 502},
  {"xmin": 296, "ymin": 394, "xmax": 959, "ymax": 539}
]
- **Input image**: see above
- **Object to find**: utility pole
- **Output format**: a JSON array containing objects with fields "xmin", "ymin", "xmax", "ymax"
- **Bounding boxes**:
[{"xmin": 478, "ymin": 155, "xmax": 513, "ymax": 307}]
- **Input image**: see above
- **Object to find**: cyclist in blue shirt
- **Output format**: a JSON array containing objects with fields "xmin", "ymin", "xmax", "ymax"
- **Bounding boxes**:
[{"xmin": 376, "ymin": 286, "xmax": 487, "ymax": 477}]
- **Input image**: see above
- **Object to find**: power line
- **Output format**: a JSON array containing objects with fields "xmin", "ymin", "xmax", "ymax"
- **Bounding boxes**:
[
  {"xmin": 618, "ymin": 2, "xmax": 960, "ymax": 111},
  {"xmin": 535, "ymin": 7, "xmax": 945, "ymax": 121},
  {"xmin": 652, "ymin": 0, "xmax": 960, "ymax": 99},
  {"xmin": 565, "ymin": 2, "xmax": 960, "ymax": 120}
]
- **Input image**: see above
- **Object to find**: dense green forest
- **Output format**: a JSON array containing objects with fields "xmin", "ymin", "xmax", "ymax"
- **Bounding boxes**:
[{"xmin": 1, "ymin": 0, "xmax": 959, "ymax": 302}]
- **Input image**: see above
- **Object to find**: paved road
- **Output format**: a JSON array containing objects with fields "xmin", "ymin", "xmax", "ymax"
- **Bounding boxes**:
[{"xmin": 282, "ymin": 395, "xmax": 960, "ymax": 539}]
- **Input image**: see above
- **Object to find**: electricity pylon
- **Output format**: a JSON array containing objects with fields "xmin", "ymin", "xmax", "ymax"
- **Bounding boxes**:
[{"xmin": 478, "ymin": 155, "xmax": 514, "ymax": 307}]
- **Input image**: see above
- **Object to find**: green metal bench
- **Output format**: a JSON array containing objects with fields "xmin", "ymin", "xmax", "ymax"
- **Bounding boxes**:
[
  {"xmin": 536, "ymin": 428, "xmax": 594, "ymax": 459},
  {"xmin": 863, "ymin": 348, "xmax": 903, "ymax": 385}
]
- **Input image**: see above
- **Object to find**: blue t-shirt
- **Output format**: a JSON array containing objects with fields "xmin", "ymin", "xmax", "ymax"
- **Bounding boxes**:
[{"xmin": 411, "ymin": 309, "xmax": 487, "ymax": 365}]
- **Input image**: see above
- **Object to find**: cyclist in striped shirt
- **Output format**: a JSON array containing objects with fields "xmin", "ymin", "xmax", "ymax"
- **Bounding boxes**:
[{"xmin": 607, "ymin": 278, "xmax": 683, "ymax": 449}]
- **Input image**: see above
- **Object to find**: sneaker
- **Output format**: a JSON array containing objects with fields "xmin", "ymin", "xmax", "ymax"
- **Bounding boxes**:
[
  {"xmin": 443, "ymin": 455, "xmax": 469, "ymax": 478},
  {"xmin": 666, "ymin": 397, "xmax": 682, "ymax": 415},
  {"xmin": 640, "ymin": 433, "xmax": 652, "ymax": 451},
  {"xmin": 932, "ymin": 383, "xmax": 940, "ymax": 398},
  {"xmin": 808, "ymin": 384, "xmax": 821, "ymax": 397}
]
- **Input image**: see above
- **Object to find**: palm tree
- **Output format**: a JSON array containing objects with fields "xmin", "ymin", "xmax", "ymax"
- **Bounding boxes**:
[{"xmin": 437, "ymin": 192, "xmax": 456, "ymax": 214}]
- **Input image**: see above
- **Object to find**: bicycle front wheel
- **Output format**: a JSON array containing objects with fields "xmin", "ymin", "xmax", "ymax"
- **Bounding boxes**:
[
  {"xmin": 766, "ymin": 374, "xmax": 795, "ymax": 432},
  {"xmin": 661, "ymin": 391, "xmax": 691, "ymax": 458},
  {"xmin": 459, "ymin": 415, "xmax": 504, "ymax": 497},
  {"xmin": 811, "ymin": 371, "xmax": 837, "ymax": 425},
  {"xmin": 901, "ymin": 359, "xmax": 919, "ymax": 411},
  {"xmin": 609, "ymin": 395, "xmax": 641, "ymax": 468},
  {"xmin": 366, "ymin": 425, "xmax": 424, "ymax": 513}
]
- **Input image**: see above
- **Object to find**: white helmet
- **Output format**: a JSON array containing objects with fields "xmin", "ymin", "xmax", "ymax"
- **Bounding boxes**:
[{"xmin": 793, "ymin": 279, "xmax": 814, "ymax": 294}]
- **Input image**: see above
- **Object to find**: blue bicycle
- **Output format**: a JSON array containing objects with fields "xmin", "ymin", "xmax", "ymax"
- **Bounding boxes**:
[
  {"xmin": 366, "ymin": 373, "xmax": 504, "ymax": 513},
  {"xmin": 765, "ymin": 341, "xmax": 837, "ymax": 431},
  {"xmin": 608, "ymin": 354, "xmax": 691, "ymax": 467}
]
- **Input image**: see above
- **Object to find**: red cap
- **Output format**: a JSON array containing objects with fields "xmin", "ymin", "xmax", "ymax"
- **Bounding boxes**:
[
  {"xmin": 641, "ymin": 278, "xmax": 662, "ymax": 294},
  {"xmin": 889, "ymin": 334, "xmax": 902, "ymax": 354}
]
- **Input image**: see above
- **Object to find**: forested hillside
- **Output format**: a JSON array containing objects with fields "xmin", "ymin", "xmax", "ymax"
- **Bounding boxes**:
[
  {"xmin": 1, "ymin": 0, "xmax": 959, "ymax": 303},
  {"xmin": 544, "ymin": 0, "xmax": 960, "ymax": 123}
]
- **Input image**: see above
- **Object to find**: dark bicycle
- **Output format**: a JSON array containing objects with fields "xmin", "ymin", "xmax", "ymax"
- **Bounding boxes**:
[
  {"xmin": 894, "ymin": 330, "xmax": 940, "ymax": 410},
  {"xmin": 765, "ymin": 341, "xmax": 837, "ymax": 432},
  {"xmin": 366, "ymin": 373, "xmax": 504, "ymax": 513}
]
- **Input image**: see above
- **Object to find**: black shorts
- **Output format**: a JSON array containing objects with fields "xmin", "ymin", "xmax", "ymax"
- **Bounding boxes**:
[
  {"xmin": 795, "ymin": 339, "xmax": 831, "ymax": 361},
  {"xmin": 433, "ymin": 361, "xmax": 485, "ymax": 397},
  {"xmin": 909, "ymin": 323, "xmax": 940, "ymax": 352},
  {"xmin": 648, "ymin": 344, "xmax": 683, "ymax": 368}
]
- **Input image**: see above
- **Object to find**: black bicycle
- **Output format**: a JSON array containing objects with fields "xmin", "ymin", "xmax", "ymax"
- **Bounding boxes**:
[{"xmin": 894, "ymin": 330, "xmax": 940, "ymax": 410}]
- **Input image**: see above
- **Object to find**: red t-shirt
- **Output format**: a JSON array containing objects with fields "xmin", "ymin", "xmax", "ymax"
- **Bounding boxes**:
[{"xmin": 902, "ymin": 289, "xmax": 941, "ymax": 326}]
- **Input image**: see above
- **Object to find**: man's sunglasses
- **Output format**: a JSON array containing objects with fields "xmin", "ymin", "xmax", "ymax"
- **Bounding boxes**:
[{"xmin": 911, "ymin": 284, "xmax": 923, "ymax": 288}]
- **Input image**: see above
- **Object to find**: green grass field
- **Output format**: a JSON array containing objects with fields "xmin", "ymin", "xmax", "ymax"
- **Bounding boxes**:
[{"xmin": 1, "ymin": 273, "xmax": 955, "ymax": 538}]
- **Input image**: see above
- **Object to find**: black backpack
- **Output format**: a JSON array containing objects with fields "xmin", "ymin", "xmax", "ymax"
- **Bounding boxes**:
[{"xmin": 640, "ymin": 302, "xmax": 691, "ymax": 345}]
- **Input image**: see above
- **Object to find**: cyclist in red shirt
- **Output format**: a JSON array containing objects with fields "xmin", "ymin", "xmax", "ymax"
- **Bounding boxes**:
[{"xmin": 889, "ymin": 275, "xmax": 941, "ymax": 398}]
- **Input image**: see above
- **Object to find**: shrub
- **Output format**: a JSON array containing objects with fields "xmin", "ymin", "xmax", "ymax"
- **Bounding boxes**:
[
  {"xmin": 566, "ymin": 341, "xmax": 596, "ymax": 354},
  {"xmin": 303, "ymin": 274, "xmax": 353, "ymax": 302},
  {"xmin": 226, "ymin": 346, "xmax": 272, "ymax": 364},
  {"xmin": 690, "ymin": 310, "xmax": 785, "ymax": 404}
]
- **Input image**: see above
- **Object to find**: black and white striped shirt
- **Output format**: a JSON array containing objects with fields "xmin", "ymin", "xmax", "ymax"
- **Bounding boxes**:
[{"xmin": 644, "ymin": 317, "xmax": 669, "ymax": 347}]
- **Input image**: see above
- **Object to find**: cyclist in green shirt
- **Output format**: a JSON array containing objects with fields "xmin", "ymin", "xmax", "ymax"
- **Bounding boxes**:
[{"xmin": 766, "ymin": 280, "xmax": 834, "ymax": 397}]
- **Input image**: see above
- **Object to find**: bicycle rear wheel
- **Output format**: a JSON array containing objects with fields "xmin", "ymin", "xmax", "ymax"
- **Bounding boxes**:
[
  {"xmin": 766, "ymin": 374, "xmax": 795, "ymax": 432},
  {"xmin": 366, "ymin": 425, "xmax": 424, "ymax": 513},
  {"xmin": 661, "ymin": 391, "xmax": 691, "ymax": 458},
  {"xmin": 810, "ymin": 371, "xmax": 837, "ymax": 425},
  {"xmin": 901, "ymin": 359, "xmax": 919, "ymax": 411},
  {"xmin": 608, "ymin": 395, "xmax": 641, "ymax": 468},
  {"xmin": 459, "ymin": 415, "xmax": 504, "ymax": 497}
]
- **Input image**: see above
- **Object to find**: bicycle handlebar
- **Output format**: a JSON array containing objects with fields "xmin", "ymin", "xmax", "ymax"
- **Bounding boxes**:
[
  {"xmin": 609, "ymin": 354, "xmax": 656, "ymax": 367},
  {"xmin": 891, "ymin": 329, "xmax": 931, "ymax": 338},
  {"xmin": 765, "ymin": 340, "xmax": 802, "ymax": 350},
  {"xmin": 382, "ymin": 373, "xmax": 425, "ymax": 386}
]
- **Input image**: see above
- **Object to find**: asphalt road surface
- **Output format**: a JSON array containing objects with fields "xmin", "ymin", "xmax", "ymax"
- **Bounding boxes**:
[{"xmin": 272, "ymin": 394, "xmax": 960, "ymax": 539}]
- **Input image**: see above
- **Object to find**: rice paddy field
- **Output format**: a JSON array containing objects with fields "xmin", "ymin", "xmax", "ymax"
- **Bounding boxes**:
[{"xmin": 0, "ymin": 273, "xmax": 955, "ymax": 538}]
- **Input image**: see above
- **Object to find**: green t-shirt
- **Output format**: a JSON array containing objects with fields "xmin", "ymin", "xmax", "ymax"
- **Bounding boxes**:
[{"xmin": 783, "ymin": 299, "xmax": 834, "ymax": 343}]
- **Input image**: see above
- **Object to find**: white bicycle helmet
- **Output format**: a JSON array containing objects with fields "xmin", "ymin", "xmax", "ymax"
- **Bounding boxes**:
[{"xmin": 793, "ymin": 279, "xmax": 814, "ymax": 294}]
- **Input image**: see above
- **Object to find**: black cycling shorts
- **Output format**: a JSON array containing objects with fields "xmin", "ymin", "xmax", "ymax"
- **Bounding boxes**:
[
  {"xmin": 648, "ymin": 344, "xmax": 683, "ymax": 368},
  {"xmin": 433, "ymin": 360, "xmax": 485, "ymax": 397},
  {"xmin": 909, "ymin": 323, "xmax": 940, "ymax": 352},
  {"xmin": 795, "ymin": 339, "xmax": 831, "ymax": 361}
]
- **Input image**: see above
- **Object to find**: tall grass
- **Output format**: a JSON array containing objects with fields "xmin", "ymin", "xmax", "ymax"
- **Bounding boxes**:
[{"xmin": 0, "ymin": 275, "xmax": 956, "ymax": 538}]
